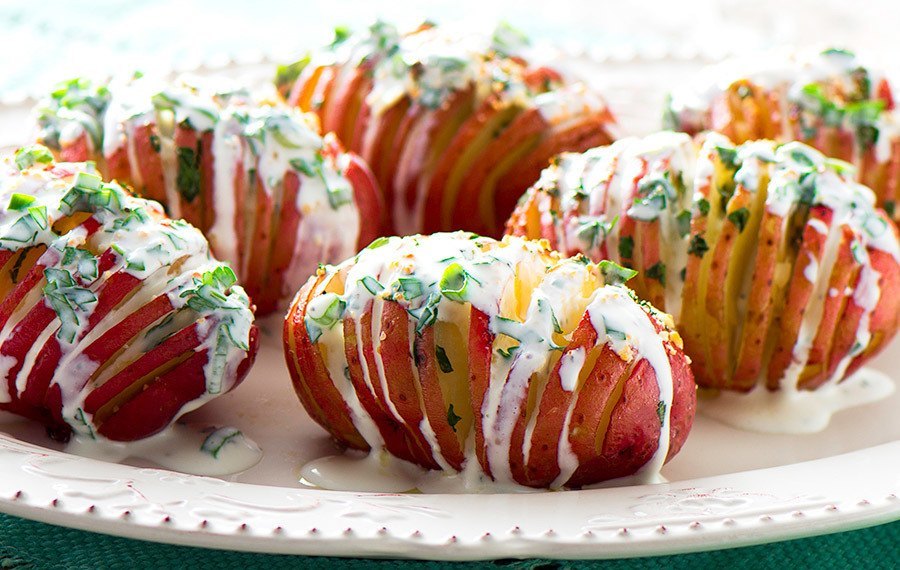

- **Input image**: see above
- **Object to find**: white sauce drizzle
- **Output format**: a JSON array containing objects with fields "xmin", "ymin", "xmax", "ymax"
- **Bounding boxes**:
[
  {"xmin": 65, "ymin": 422, "xmax": 262, "ymax": 477},
  {"xmin": 700, "ymin": 368, "xmax": 894, "ymax": 434}
]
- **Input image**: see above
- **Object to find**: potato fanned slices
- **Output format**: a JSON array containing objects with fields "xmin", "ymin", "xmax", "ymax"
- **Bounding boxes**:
[
  {"xmin": 664, "ymin": 48, "xmax": 900, "ymax": 221},
  {"xmin": 33, "ymin": 74, "xmax": 383, "ymax": 314},
  {"xmin": 284, "ymin": 232, "xmax": 696, "ymax": 489},
  {"xmin": 279, "ymin": 21, "xmax": 617, "ymax": 236},
  {"xmin": 0, "ymin": 146, "xmax": 258, "ymax": 442},
  {"xmin": 507, "ymin": 132, "xmax": 900, "ymax": 393}
]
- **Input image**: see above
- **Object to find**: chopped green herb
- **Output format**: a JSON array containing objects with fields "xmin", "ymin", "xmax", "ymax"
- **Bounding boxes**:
[
  {"xmin": 360, "ymin": 275, "xmax": 384, "ymax": 295},
  {"xmin": 43, "ymin": 268, "xmax": 98, "ymax": 343},
  {"xmin": 715, "ymin": 146, "xmax": 739, "ymax": 169},
  {"xmin": 605, "ymin": 326, "xmax": 626, "ymax": 341},
  {"xmin": 789, "ymin": 148, "xmax": 816, "ymax": 169},
  {"xmin": 14, "ymin": 145, "xmax": 54, "ymax": 171},
  {"xmin": 696, "ymin": 198, "xmax": 710, "ymax": 216},
  {"xmin": 646, "ymin": 262, "xmax": 666, "ymax": 286},
  {"xmin": 410, "ymin": 292, "xmax": 441, "ymax": 333},
  {"xmin": 549, "ymin": 306, "xmax": 563, "ymax": 334},
  {"xmin": 331, "ymin": 26, "xmax": 351, "ymax": 47},
  {"xmin": 274, "ymin": 55, "xmax": 310, "ymax": 95},
  {"xmin": 439, "ymin": 263, "xmax": 469, "ymax": 303},
  {"xmin": 727, "ymin": 207, "xmax": 750, "ymax": 232},
  {"xmin": 61, "ymin": 247, "xmax": 98, "ymax": 281},
  {"xmin": 825, "ymin": 157, "xmax": 856, "ymax": 176},
  {"xmin": 657, "ymin": 401, "xmax": 667, "ymax": 424},
  {"xmin": 7, "ymin": 193, "xmax": 36, "ymax": 211},
  {"xmin": 676, "ymin": 209, "xmax": 692, "ymax": 237},
  {"xmin": 618, "ymin": 236, "xmax": 634, "ymax": 259},
  {"xmin": 394, "ymin": 276, "xmax": 424, "ymax": 301},
  {"xmin": 176, "ymin": 146, "xmax": 202, "ymax": 202},
  {"xmin": 491, "ymin": 21, "xmax": 530, "ymax": 56},
  {"xmin": 74, "ymin": 171, "xmax": 102, "ymax": 191},
  {"xmin": 201, "ymin": 427, "xmax": 242, "ymax": 459},
  {"xmin": 821, "ymin": 47, "xmax": 855, "ymax": 58},
  {"xmin": 149, "ymin": 134, "xmax": 161, "ymax": 153},
  {"xmin": 498, "ymin": 345, "xmax": 519, "ymax": 359},
  {"xmin": 435, "ymin": 345, "xmax": 453, "ymax": 373},
  {"xmin": 447, "ymin": 404, "xmax": 462, "ymax": 432},
  {"xmin": 688, "ymin": 234, "xmax": 709, "ymax": 257},
  {"xmin": 366, "ymin": 236, "xmax": 390, "ymax": 249},
  {"xmin": 599, "ymin": 260, "xmax": 638, "ymax": 286}
]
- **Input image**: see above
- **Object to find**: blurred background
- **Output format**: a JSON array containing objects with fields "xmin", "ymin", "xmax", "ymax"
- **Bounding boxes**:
[{"xmin": 2, "ymin": 0, "xmax": 898, "ymax": 140}]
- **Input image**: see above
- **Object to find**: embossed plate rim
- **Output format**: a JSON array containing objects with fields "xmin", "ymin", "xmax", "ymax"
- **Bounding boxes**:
[{"xmin": 0, "ymin": 432, "xmax": 898, "ymax": 560}]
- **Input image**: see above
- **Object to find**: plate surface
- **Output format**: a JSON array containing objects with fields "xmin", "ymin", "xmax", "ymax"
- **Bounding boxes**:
[{"xmin": 0, "ymin": 315, "xmax": 898, "ymax": 560}]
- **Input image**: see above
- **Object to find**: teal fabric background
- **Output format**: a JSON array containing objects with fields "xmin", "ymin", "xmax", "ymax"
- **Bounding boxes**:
[{"xmin": 0, "ymin": 514, "xmax": 897, "ymax": 569}]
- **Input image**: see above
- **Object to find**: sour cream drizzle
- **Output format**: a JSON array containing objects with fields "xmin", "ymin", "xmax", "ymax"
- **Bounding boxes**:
[{"xmin": 300, "ymin": 233, "xmax": 681, "ymax": 491}]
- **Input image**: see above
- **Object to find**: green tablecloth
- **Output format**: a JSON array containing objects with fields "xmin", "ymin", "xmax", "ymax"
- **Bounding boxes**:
[{"xmin": 0, "ymin": 514, "xmax": 897, "ymax": 569}]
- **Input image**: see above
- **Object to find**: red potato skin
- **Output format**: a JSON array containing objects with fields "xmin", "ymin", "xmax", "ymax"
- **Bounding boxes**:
[
  {"xmin": 517, "ymin": 314, "xmax": 598, "ymax": 487},
  {"xmin": 343, "ymin": 307, "xmax": 422, "ymax": 461},
  {"xmin": 412, "ymin": 325, "xmax": 466, "ymax": 471},
  {"xmin": 507, "ymin": 144, "xmax": 899, "ymax": 394},
  {"xmin": 0, "ymin": 245, "xmax": 257, "ymax": 442},
  {"xmin": 798, "ymin": 225, "xmax": 857, "ymax": 389},
  {"xmin": 265, "ymin": 171, "xmax": 303, "ymax": 305},
  {"xmin": 846, "ymin": 244, "xmax": 900, "ymax": 375},
  {"xmin": 57, "ymin": 133, "xmax": 93, "ymax": 163},
  {"xmin": 287, "ymin": 54, "xmax": 616, "ymax": 234},
  {"xmin": 419, "ymin": 95, "xmax": 506, "ymax": 234},
  {"xmin": 130, "ymin": 124, "xmax": 167, "ymax": 204},
  {"xmin": 730, "ymin": 209, "xmax": 786, "ymax": 390},
  {"xmin": 468, "ymin": 308, "xmax": 495, "ymax": 480},
  {"xmin": 766, "ymin": 207, "xmax": 833, "ymax": 388},
  {"xmin": 82, "ymin": 324, "xmax": 202, "ymax": 414},
  {"xmin": 173, "ymin": 124, "xmax": 205, "ymax": 229},
  {"xmin": 283, "ymin": 274, "xmax": 368, "ymax": 450},
  {"xmin": 243, "ymin": 170, "xmax": 276, "ymax": 315},
  {"xmin": 357, "ymin": 302, "xmax": 439, "ymax": 469},
  {"xmin": 377, "ymin": 302, "xmax": 442, "ymax": 470},
  {"xmin": 93, "ymin": 326, "xmax": 258, "ymax": 442},
  {"xmin": 452, "ymin": 110, "xmax": 546, "ymax": 235}
]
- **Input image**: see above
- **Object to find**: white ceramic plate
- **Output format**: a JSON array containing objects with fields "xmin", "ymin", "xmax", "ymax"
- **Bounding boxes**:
[
  {"xmin": 1, "ymin": 54, "xmax": 898, "ymax": 560},
  {"xmin": 0, "ymin": 314, "xmax": 898, "ymax": 561}
]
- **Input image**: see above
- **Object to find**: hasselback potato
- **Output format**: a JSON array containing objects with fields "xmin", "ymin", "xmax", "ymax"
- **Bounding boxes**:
[
  {"xmin": 664, "ymin": 48, "xmax": 900, "ymax": 221},
  {"xmin": 278, "ymin": 21, "xmax": 617, "ymax": 236},
  {"xmin": 507, "ymin": 132, "xmax": 899, "ymax": 392},
  {"xmin": 283, "ymin": 232, "xmax": 695, "ymax": 489},
  {"xmin": 34, "ymin": 74, "xmax": 383, "ymax": 314},
  {"xmin": 0, "ymin": 146, "xmax": 258, "ymax": 442}
]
